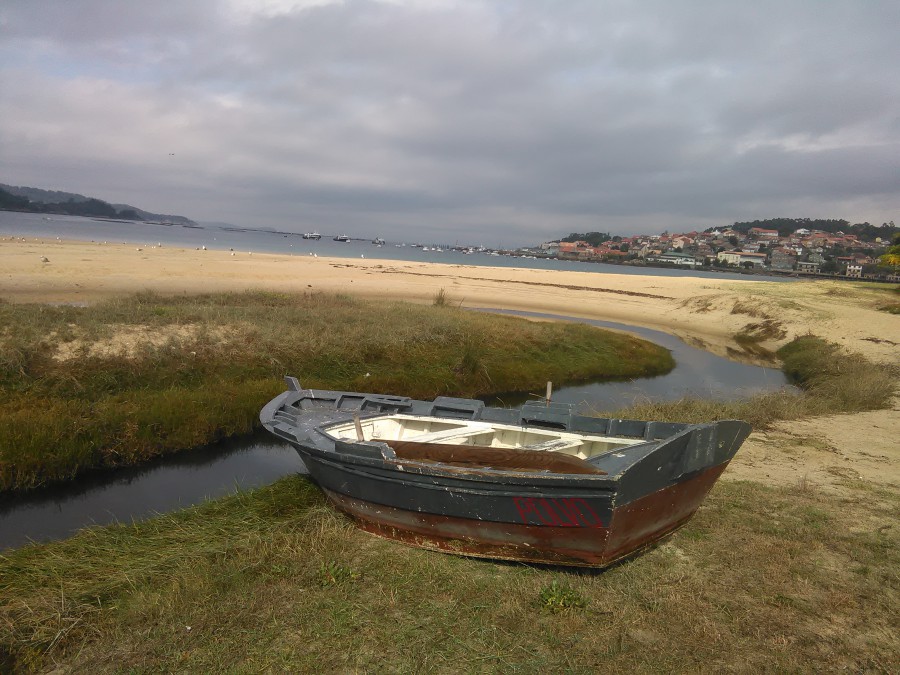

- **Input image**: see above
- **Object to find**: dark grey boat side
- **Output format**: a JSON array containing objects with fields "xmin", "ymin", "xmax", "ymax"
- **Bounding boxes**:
[{"xmin": 260, "ymin": 377, "xmax": 751, "ymax": 567}]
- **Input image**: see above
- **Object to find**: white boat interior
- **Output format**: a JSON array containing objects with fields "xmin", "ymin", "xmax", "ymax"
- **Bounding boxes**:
[{"xmin": 323, "ymin": 414, "xmax": 645, "ymax": 460}]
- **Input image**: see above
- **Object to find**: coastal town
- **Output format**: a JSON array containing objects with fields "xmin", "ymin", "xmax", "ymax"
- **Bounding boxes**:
[{"xmin": 527, "ymin": 219, "xmax": 899, "ymax": 281}]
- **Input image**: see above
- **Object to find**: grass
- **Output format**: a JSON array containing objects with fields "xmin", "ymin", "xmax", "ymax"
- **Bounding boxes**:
[
  {"xmin": 432, "ymin": 287, "xmax": 449, "ymax": 306},
  {"xmin": 0, "ymin": 290, "xmax": 674, "ymax": 492},
  {"xmin": 730, "ymin": 299, "xmax": 772, "ymax": 318},
  {"xmin": 733, "ymin": 318, "xmax": 786, "ymax": 346},
  {"xmin": 1, "ymin": 476, "xmax": 896, "ymax": 672},
  {"xmin": 1, "ymin": 304, "xmax": 897, "ymax": 671},
  {"xmin": 539, "ymin": 579, "xmax": 588, "ymax": 613},
  {"xmin": 873, "ymin": 283, "xmax": 900, "ymax": 313},
  {"xmin": 606, "ymin": 335, "xmax": 897, "ymax": 429}
]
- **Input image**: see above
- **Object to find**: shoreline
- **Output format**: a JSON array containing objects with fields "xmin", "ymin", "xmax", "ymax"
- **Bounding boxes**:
[{"xmin": 2, "ymin": 236, "xmax": 897, "ymax": 366}]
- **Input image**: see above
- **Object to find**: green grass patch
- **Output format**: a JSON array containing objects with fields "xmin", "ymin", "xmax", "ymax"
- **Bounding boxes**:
[
  {"xmin": 539, "ymin": 578, "xmax": 588, "ymax": 613},
  {"xmin": 1, "ymin": 477, "xmax": 896, "ymax": 672},
  {"xmin": 0, "ymin": 291, "xmax": 673, "ymax": 491}
]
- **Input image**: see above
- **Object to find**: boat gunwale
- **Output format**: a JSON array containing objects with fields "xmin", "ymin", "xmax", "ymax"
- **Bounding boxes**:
[
  {"xmin": 266, "ymin": 386, "xmax": 703, "ymax": 443},
  {"xmin": 262, "ymin": 387, "xmax": 747, "ymax": 487}
]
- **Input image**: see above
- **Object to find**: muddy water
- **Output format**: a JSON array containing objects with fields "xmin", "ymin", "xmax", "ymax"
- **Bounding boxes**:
[{"xmin": 0, "ymin": 432, "xmax": 305, "ymax": 550}]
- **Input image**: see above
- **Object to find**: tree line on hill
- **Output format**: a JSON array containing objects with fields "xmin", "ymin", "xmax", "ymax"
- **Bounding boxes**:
[
  {"xmin": 562, "ymin": 218, "xmax": 896, "ymax": 247},
  {"xmin": 0, "ymin": 187, "xmax": 134, "ymax": 219},
  {"xmin": 723, "ymin": 217, "xmax": 897, "ymax": 241},
  {"xmin": 0, "ymin": 183, "xmax": 196, "ymax": 225},
  {"xmin": 560, "ymin": 231, "xmax": 612, "ymax": 246}
]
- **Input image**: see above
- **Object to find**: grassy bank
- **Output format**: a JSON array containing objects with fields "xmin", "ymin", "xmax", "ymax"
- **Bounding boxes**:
[
  {"xmin": 0, "ymin": 290, "xmax": 673, "ymax": 492},
  {"xmin": 607, "ymin": 335, "xmax": 896, "ymax": 427},
  {"xmin": 1, "ymin": 322, "xmax": 897, "ymax": 671},
  {"xmin": 2, "ymin": 474, "xmax": 896, "ymax": 672}
]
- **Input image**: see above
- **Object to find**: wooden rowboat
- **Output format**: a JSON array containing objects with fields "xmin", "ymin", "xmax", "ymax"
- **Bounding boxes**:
[{"xmin": 261, "ymin": 377, "xmax": 751, "ymax": 567}]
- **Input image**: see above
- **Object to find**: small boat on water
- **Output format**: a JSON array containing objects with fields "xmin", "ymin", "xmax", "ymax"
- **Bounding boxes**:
[
  {"xmin": 333, "ymin": 234, "xmax": 351, "ymax": 242},
  {"xmin": 302, "ymin": 232, "xmax": 321, "ymax": 240},
  {"xmin": 261, "ymin": 378, "xmax": 751, "ymax": 568}
]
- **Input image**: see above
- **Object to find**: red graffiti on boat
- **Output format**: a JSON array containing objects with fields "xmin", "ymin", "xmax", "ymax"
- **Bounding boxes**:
[{"xmin": 512, "ymin": 497, "xmax": 605, "ymax": 528}]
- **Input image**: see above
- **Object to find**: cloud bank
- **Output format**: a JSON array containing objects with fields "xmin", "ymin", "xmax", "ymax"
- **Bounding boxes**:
[{"xmin": 2, "ymin": 0, "xmax": 898, "ymax": 244}]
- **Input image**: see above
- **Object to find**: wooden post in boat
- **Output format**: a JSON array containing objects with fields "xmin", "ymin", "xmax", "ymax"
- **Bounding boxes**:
[
  {"xmin": 353, "ymin": 413, "xmax": 364, "ymax": 441},
  {"xmin": 546, "ymin": 381, "xmax": 552, "ymax": 406}
]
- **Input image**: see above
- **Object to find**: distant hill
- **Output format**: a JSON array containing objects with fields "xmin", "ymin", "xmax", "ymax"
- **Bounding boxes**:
[
  {"xmin": 714, "ymin": 217, "xmax": 897, "ymax": 241},
  {"xmin": 0, "ymin": 183, "xmax": 197, "ymax": 225}
]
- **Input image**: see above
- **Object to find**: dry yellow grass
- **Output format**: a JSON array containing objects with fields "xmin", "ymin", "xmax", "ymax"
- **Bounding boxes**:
[{"xmin": 1, "ymin": 475, "xmax": 896, "ymax": 672}]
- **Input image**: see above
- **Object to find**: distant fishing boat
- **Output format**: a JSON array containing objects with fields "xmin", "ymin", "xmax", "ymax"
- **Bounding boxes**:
[
  {"xmin": 334, "ymin": 234, "xmax": 351, "ymax": 242},
  {"xmin": 303, "ymin": 232, "xmax": 321, "ymax": 240},
  {"xmin": 261, "ymin": 378, "xmax": 751, "ymax": 568},
  {"xmin": 373, "ymin": 237, "xmax": 385, "ymax": 246}
]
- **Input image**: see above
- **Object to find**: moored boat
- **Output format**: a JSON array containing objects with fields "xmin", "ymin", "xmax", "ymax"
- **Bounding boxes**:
[
  {"xmin": 261, "ymin": 378, "xmax": 751, "ymax": 568},
  {"xmin": 302, "ymin": 232, "xmax": 321, "ymax": 240},
  {"xmin": 333, "ymin": 234, "xmax": 351, "ymax": 242}
]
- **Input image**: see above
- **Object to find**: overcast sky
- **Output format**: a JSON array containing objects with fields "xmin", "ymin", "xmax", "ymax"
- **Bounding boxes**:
[{"xmin": 1, "ymin": 1, "xmax": 898, "ymax": 245}]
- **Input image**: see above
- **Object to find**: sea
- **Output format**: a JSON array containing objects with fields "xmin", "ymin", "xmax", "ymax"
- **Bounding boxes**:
[{"xmin": 0, "ymin": 210, "xmax": 792, "ymax": 282}]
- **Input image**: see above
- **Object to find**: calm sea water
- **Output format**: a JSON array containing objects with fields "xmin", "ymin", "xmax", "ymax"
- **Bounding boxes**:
[{"xmin": 0, "ymin": 210, "xmax": 790, "ymax": 282}]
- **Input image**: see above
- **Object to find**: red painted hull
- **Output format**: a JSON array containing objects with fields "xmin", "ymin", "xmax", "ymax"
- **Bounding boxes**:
[{"xmin": 323, "ymin": 462, "xmax": 730, "ymax": 567}]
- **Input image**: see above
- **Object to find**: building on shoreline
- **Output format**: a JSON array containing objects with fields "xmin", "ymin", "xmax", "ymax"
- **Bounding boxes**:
[{"xmin": 532, "ymin": 222, "xmax": 897, "ymax": 280}]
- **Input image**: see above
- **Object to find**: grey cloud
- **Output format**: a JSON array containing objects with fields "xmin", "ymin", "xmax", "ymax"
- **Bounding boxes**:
[
  {"xmin": 1, "ymin": 0, "xmax": 898, "ymax": 242},
  {"xmin": 2, "ymin": 0, "xmax": 221, "ymax": 42}
]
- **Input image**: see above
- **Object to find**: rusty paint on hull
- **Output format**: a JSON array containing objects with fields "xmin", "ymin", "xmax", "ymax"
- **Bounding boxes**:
[
  {"xmin": 323, "ymin": 461, "xmax": 730, "ymax": 568},
  {"xmin": 260, "ymin": 383, "xmax": 752, "ymax": 568},
  {"xmin": 604, "ymin": 463, "xmax": 729, "ymax": 562}
]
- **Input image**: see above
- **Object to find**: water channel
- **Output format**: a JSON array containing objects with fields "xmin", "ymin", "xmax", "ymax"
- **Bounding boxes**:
[{"xmin": 0, "ymin": 312, "xmax": 793, "ymax": 551}]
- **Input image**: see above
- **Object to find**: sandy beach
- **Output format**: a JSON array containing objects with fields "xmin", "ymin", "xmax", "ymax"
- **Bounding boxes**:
[
  {"xmin": 2, "ymin": 236, "xmax": 898, "ymax": 493},
  {"xmin": 3, "ymin": 237, "xmax": 898, "ymax": 363}
]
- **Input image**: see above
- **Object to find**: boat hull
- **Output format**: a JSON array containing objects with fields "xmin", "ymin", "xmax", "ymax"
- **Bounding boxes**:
[
  {"xmin": 309, "ymin": 456, "xmax": 728, "ymax": 567},
  {"xmin": 260, "ymin": 383, "xmax": 751, "ymax": 568}
]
